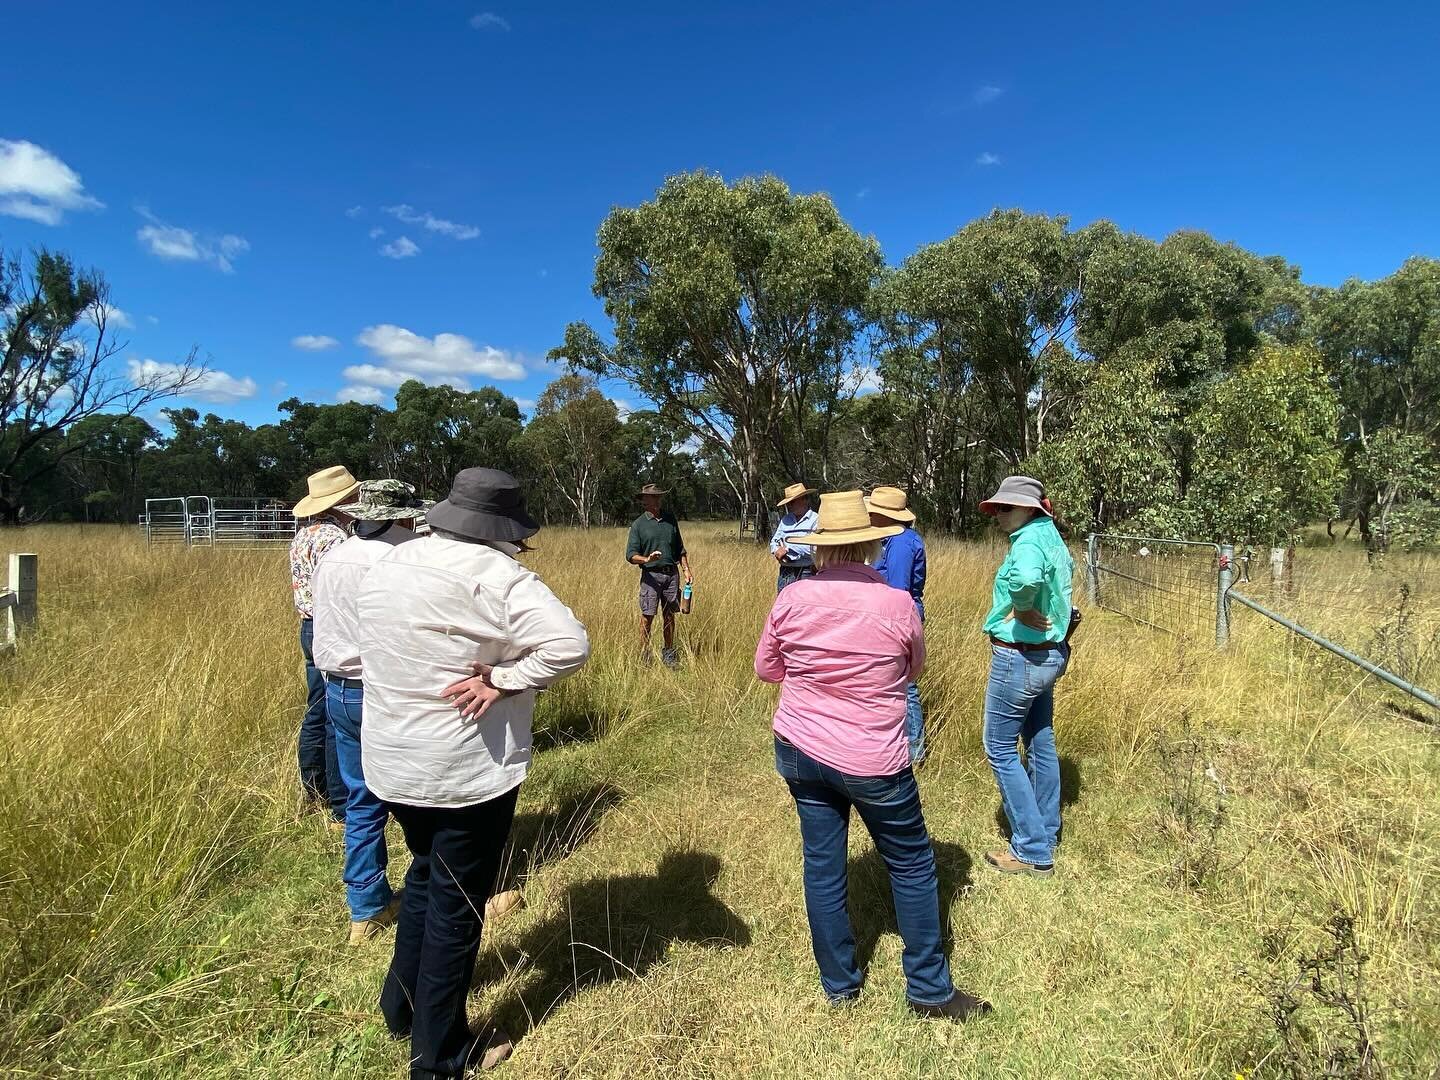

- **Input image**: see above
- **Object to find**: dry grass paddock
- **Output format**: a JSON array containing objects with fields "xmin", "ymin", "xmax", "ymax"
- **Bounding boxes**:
[{"xmin": 0, "ymin": 523, "xmax": 1436, "ymax": 1078}]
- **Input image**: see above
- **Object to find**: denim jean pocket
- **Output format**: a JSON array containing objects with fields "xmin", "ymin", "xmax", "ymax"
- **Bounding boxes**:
[
  {"xmin": 1022, "ymin": 650, "xmax": 1065, "ymax": 695},
  {"xmin": 840, "ymin": 770, "xmax": 905, "ymax": 805},
  {"xmin": 773, "ymin": 734, "xmax": 799, "ymax": 781}
]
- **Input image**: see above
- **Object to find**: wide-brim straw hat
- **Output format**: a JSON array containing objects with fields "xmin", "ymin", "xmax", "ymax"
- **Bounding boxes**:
[
  {"xmin": 426, "ymin": 467, "xmax": 540, "ymax": 542},
  {"xmin": 636, "ymin": 483, "xmax": 669, "ymax": 497},
  {"xmin": 336, "ymin": 478, "xmax": 433, "ymax": 522},
  {"xmin": 775, "ymin": 482, "xmax": 817, "ymax": 510},
  {"xmin": 979, "ymin": 475, "xmax": 1053, "ymax": 517},
  {"xmin": 793, "ymin": 490, "xmax": 903, "ymax": 546},
  {"xmin": 865, "ymin": 485, "xmax": 915, "ymax": 524},
  {"xmin": 293, "ymin": 465, "xmax": 361, "ymax": 518}
]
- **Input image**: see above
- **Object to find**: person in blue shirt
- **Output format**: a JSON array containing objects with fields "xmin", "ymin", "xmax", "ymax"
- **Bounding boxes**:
[
  {"xmin": 867, "ymin": 487, "xmax": 928, "ymax": 762},
  {"xmin": 769, "ymin": 482, "xmax": 819, "ymax": 592}
]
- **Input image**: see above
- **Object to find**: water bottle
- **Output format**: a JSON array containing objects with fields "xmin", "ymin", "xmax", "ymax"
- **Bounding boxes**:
[{"xmin": 680, "ymin": 580, "xmax": 693, "ymax": 615}]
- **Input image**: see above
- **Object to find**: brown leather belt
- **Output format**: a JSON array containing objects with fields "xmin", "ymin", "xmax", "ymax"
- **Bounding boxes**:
[{"xmin": 989, "ymin": 637, "xmax": 1061, "ymax": 653}]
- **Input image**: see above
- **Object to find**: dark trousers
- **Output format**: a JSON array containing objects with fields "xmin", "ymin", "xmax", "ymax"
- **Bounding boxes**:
[
  {"xmin": 298, "ymin": 619, "xmax": 345, "ymax": 819},
  {"xmin": 380, "ymin": 786, "xmax": 521, "ymax": 1080},
  {"xmin": 776, "ymin": 564, "xmax": 816, "ymax": 592}
]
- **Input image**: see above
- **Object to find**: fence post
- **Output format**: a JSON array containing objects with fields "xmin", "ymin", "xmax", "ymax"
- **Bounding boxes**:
[
  {"xmin": 1216, "ymin": 542, "xmax": 1233, "ymax": 648},
  {"xmin": 6, "ymin": 553, "xmax": 37, "ymax": 644},
  {"xmin": 1085, "ymin": 533, "xmax": 1100, "ymax": 605}
]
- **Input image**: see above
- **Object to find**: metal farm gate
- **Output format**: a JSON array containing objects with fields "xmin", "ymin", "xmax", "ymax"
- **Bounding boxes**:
[{"xmin": 141, "ymin": 496, "xmax": 296, "ymax": 549}]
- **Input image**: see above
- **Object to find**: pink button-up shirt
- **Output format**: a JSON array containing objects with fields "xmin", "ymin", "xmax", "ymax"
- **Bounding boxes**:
[{"xmin": 755, "ymin": 563, "xmax": 925, "ymax": 777}]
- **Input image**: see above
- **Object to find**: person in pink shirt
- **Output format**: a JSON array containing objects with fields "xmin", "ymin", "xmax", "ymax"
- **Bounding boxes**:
[{"xmin": 755, "ymin": 490, "xmax": 991, "ymax": 1024}]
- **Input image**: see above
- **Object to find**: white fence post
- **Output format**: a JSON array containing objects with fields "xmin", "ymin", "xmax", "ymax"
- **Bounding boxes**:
[{"xmin": 5, "ymin": 553, "xmax": 37, "ymax": 647}]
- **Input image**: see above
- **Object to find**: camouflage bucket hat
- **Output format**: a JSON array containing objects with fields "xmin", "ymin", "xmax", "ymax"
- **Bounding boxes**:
[{"xmin": 336, "ymin": 478, "xmax": 432, "ymax": 522}]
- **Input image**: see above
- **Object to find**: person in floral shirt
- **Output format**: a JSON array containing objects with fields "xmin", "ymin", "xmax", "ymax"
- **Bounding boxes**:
[{"xmin": 290, "ymin": 466, "xmax": 360, "ymax": 823}]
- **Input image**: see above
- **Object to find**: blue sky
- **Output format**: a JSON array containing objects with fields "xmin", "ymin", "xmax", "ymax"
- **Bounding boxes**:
[{"xmin": 4, "ymin": 2, "xmax": 1438, "ymax": 428}]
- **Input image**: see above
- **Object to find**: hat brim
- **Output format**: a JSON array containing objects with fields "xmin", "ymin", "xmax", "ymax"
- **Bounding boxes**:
[
  {"xmin": 424, "ymin": 498, "xmax": 539, "ymax": 542},
  {"xmin": 776, "ymin": 489, "xmax": 818, "ymax": 510},
  {"xmin": 979, "ymin": 497, "xmax": 1051, "ymax": 517},
  {"xmin": 863, "ymin": 497, "xmax": 915, "ymax": 524},
  {"xmin": 636, "ymin": 488, "xmax": 669, "ymax": 497},
  {"xmin": 293, "ymin": 481, "xmax": 361, "ymax": 518},
  {"xmin": 793, "ymin": 523, "xmax": 903, "ymax": 546},
  {"xmin": 335, "ymin": 500, "xmax": 434, "ymax": 522}
]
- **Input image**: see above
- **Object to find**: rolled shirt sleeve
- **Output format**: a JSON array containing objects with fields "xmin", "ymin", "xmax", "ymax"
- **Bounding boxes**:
[
  {"xmin": 625, "ymin": 520, "xmax": 643, "ymax": 564},
  {"xmin": 486, "ymin": 570, "xmax": 592, "ymax": 691},
  {"xmin": 1003, "ymin": 538, "xmax": 1047, "ymax": 612}
]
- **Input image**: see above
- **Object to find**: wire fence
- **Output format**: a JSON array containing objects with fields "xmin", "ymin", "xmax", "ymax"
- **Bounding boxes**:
[{"xmin": 1086, "ymin": 533, "xmax": 1440, "ymax": 716}]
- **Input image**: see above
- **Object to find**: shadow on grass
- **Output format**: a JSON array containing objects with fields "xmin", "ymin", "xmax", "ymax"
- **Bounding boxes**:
[
  {"xmin": 992, "ymin": 754, "xmax": 1083, "ymax": 845},
  {"xmin": 479, "ymin": 849, "xmax": 751, "ymax": 1039},
  {"xmin": 851, "ymin": 840, "xmax": 974, "ymax": 976},
  {"xmin": 494, "ymin": 783, "xmax": 625, "ymax": 894},
  {"xmin": 531, "ymin": 695, "xmax": 611, "ymax": 751}
]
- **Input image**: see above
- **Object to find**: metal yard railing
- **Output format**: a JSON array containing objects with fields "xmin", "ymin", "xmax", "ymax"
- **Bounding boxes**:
[
  {"xmin": 141, "ymin": 496, "xmax": 296, "ymax": 549},
  {"xmin": 1086, "ymin": 532, "xmax": 1439, "ymax": 716}
]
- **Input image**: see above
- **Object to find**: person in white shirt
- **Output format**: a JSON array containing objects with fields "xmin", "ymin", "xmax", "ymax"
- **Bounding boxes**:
[
  {"xmin": 358, "ymin": 468, "xmax": 590, "ymax": 1076},
  {"xmin": 311, "ymin": 479, "xmax": 426, "ymax": 946}
]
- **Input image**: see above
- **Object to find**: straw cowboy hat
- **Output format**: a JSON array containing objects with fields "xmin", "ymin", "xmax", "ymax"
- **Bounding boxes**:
[
  {"xmin": 292, "ymin": 465, "xmax": 361, "ymax": 518},
  {"xmin": 794, "ymin": 490, "xmax": 904, "ymax": 546},
  {"xmin": 636, "ymin": 483, "xmax": 668, "ymax": 497},
  {"xmin": 426, "ymin": 467, "xmax": 540, "ymax": 543},
  {"xmin": 336, "ymin": 479, "xmax": 433, "ymax": 522},
  {"xmin": 775, "ymin": 482, "xmax": 817, "ymax": 510},
  {"xmin": 979, "ymin": 475, "xmax": 1054, "ymax": 517},
  {"xmin": 865, "ymin": 486, "xmax": 915, "ymax": 524}
]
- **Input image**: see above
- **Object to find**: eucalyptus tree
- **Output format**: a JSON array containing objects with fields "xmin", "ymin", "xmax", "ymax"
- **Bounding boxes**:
[{"xmin": 551, "ymin": 171, "xmax": 881, "ymax": 538}]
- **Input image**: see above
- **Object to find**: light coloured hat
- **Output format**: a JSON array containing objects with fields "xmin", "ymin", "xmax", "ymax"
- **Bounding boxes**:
[
  {"xmin": 793, "ymin": 490, "xmax": 904, "ymax": 546},
  {"xmin": 292, "ymin": 465, "xmax": 361, "ymax": 518},
  {"xmin": 865, "ymin": 486, "xmax": 915, "ymax": 524},
  {"xmin": 636, "ymin": 483, "xmax": 669, "ymax": 497},
  {"xmin": 336, "ymin": 478, "xmax": 432, "ymax": 522},
  {"xmin": 979, "ymin": 475, "xmax": 1053, "ymax": 517},
  {"xmin": 775, "ymin": 482, "xmax": 817, "ymax": 510}
]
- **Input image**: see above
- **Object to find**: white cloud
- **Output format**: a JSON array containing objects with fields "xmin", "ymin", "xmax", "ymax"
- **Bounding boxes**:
[
  {"xmin": 291, "ymin": 334, "xmax": 340, "ymax": 351},
  {"xmin": 0, "ymin": 139, "xmax": 104, "ymax": 225},
  {"xmin": 516, "ymin": 397, "xmax": 536, "ymax": 412},
  {"xmin": 852, "ymin": 365, "xmax": 882, "ymax": 395},
  {"xmin": 338, "ymin": 384, "xmax": 386, "ymax": 405},
  {"xmin": 610, "ymin": 397, "xmax": 633, "ymax": 419},
  {"xmin": 345, "ymin": 205, "xmax": 364, "ymax": 218},
  {"xmin": 976, "ymin": 152, "xmax": 1002, "ymax": 167},
  {"xmin": 470, "ymin": 11, "xmax": 510, "ymax": 30},
  {"xmin": 382, "ymin": 204, "xmax": 480, "ymax": 240},
  {"xmin": 972, "ymin": 84, "xmax": 1004, "ymax": 105},
  {"xmin": 677, "ymin": 435, "xmax": 704, "ymax": 455},
  {"xmin": 146, "ymin": 314, "xmax": 160, "ymax": 325},
  {"xmin": 855, "ymin": 187, "xmax": 872, "ymax": 200},
  {"xmin": 380, "ymin": 235, "xmax": 420, "ymax": 259},
  {"xmin": 368, "ymin": 226, "xmax": 386, "ymax": 239},
  {"xmin": 93, "ymin": 303, "xmax": 133, "ymax": 329},
  {"xmin": 128, "ymin": 358, "xmax": 257, "ymax": 403},
  {"xmin": 342, "ymin": 324, "xmax": 526, "ymax": 397},
  {"xmin": 136, "ymin": 209, "xmax": 249, "ymax": 272}
]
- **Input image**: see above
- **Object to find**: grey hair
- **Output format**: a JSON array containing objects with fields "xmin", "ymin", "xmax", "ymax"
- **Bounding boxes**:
[{"xmin": 812, "ymin": 539, "xmax": 882, "ymax": 570}]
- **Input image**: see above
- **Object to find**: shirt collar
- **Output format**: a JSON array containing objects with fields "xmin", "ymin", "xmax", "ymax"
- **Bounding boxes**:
[{"xmin": 1008, "ymin": 516, "xmax": 1049, "ymax": 542}]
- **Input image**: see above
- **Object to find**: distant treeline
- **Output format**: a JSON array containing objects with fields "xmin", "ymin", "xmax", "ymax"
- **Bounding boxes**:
[{"xmin": 4, "ymin": 172, "xmax": 1438, "ymax": 548}]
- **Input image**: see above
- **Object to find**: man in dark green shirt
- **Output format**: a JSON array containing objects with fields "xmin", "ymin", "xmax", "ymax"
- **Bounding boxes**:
[{"xmin": 626, "ymin": 484, "xmax": 692, "ymax": 668}]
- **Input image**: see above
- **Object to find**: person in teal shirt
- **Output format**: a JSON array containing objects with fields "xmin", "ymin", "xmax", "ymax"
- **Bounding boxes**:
[{"xmin": 977, "ymin": 475, "xmax": 1074, "ymax": 879}]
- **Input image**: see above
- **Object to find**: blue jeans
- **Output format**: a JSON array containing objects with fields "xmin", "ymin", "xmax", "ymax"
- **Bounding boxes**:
[
  {"xmin": 982, "ymin": 643, "xmax": 1069, "ymax": 866},
  {"xmin": 776, "ymin": 564, "xmax": 815, "ymax": 592},
  {"xmin": 299, "ymin": 619, "xmax": 345, "ymax": 820},
  {"xmin": 774, "ymin": 735, "xmax": 953, "ymax": 1006},
  {"xmin": 325, "ymin": 681, "xmax": 394, "ymax": 922},
  {"xmin": 905, "ymin": 682, "xmax": 924, "ymax": 763}
]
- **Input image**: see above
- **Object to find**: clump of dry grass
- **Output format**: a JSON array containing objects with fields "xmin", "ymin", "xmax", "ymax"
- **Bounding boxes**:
[{"xmin": 0, "ymin": 523, "xmax": 1435, "ymax": 1078}]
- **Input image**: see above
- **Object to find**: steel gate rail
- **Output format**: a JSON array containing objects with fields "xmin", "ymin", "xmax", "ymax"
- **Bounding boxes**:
[{"xmin": 141, "ymin": 495, "xmax": 296, "ymax": 548}]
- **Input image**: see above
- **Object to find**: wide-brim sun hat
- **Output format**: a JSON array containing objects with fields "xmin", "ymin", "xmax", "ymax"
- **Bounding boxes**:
[
  {"xmin": 336, "ymin": 478, "xmax": 433, "ymax": 522},
  {"xmin": 636, "ymin": 483, "xmax": 669, "ymax": 497},
  {"xmin": 775, "ymin": 482, "xmax": 817, "ymax": 510},
  {"xmin": 979, "ymin": 475, "xmax": 1053, "ymax": 517},
  {"xmin": 293, "ymin": 465, "xmax": 361, "ymax": 518},
  {"xmin": 425, "ymin": 467, "xmax": 540, "ymax": 542},
  {"xmin": 864, "ymin": 485, "xmax": 915, "ymax": 524},
  {"xmin": 793, "ymin": 490, "xmax": 904, "ymax": 546}
]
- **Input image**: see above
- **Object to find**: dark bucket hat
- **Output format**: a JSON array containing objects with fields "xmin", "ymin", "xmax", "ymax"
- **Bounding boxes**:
[
  {"xmin": 425, "ymin": 467, "xmax": 540, "ymax": 542},
  {"xmin": 979, "ymin": 475, "xmax": 1053, "ymax": 517}
]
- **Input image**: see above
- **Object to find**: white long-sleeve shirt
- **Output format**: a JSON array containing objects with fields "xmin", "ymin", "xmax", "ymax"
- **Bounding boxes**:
[
  {"xmin": 311, "ymin": 525, "xmax": 416, "ymax": 679},
  {"xmin": 356, "ymin": 534, "xmax": 591, "ymax": 807}
]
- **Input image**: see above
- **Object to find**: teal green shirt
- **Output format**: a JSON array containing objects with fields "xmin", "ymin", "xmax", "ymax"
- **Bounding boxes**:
[
  {"xmin": 625, "ymin": 510, "xmax": 686, "ymax": 568},
  {"xmin": 982, "ymin": 516, "xmax": 1074, "ymax": 644}
]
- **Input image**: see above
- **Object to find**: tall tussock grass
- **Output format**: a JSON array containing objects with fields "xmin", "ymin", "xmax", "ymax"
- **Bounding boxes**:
[{"xmin": 0, "ymin": 524, "xmax": 1436, "ymax": 1077}]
